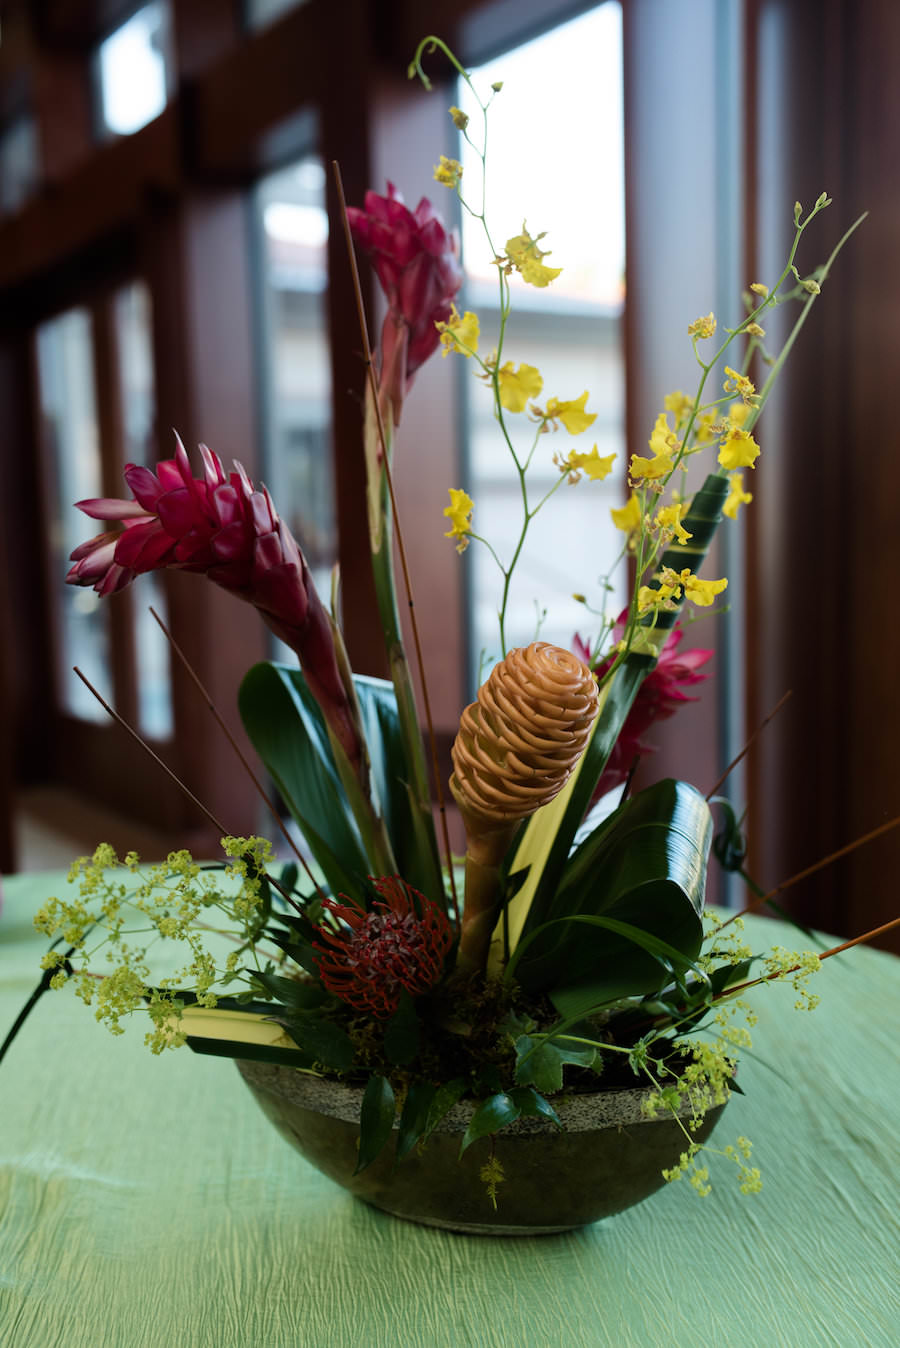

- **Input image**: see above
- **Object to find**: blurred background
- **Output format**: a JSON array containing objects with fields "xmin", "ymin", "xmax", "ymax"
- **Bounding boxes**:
[{"xmin": 0, "ymin": 0, "xmax": 897, "ymax": 950}]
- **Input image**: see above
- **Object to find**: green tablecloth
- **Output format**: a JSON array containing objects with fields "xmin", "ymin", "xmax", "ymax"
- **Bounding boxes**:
[{"xmin": 1, "ymin": 871, "xmax": 898, "ymax": 1348}]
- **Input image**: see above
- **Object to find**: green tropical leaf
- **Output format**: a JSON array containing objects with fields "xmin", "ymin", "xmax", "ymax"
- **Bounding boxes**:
[
  {"xmin": 355, "ymin": 1075, "xmax": 396, "ymax": 1174},
  {"xmin": 459, "ymin": 1093, "xmax": 522, "ymax": 1156},
  {"xmin": 239, "ymin": 662, "xmax": 370, "ymax": 897},
  {"xmin": 396, "ymin": 1080, "xmax": 438, "ymax": 1161},
  {"xmin": 353, "ymin": 675, "xmax": 443, "ymax": 900},
  {"xmin": 508, "ymin": 780, "xmax": 712, "ymax": 1011},
  {"xmin": 499, "ymin": 474, "xmax": 728, "ymax": 952}
]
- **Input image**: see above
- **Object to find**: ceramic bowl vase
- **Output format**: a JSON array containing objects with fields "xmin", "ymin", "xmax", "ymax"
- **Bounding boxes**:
[{"xmin": 236, "ymin": 1060, "xmax": 727, "ymax": 1235}]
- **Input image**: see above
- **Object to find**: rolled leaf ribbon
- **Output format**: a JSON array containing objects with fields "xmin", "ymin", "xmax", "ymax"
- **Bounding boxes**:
[{"xmin": 450, "ymin": 643, "xmax": 599, "ymax": 969}]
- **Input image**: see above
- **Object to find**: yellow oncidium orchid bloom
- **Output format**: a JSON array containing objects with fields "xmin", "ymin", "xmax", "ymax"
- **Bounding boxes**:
[
  {"xmin": 694, "ymin": 411, "xmax": 719, "ymax": 444},
  {"xmin": 504, "ymin": 223, "xmax": 563, "ymax": 288},
  {"xmin": 638, "ymin": 583, "xmax": 678, "ymax": 613},
  {"xmin": 681, "ymin": 571, "xmax": 728, "ymax": 607},
  {"xmin": 611, "ymin": 493, "xmax": 642, "ymax": 533},
  {"xmin": 664, "ymin": 390, "xmax": 694, "ymax": 424},
  {"xmin": 723, "ymin": 472, "xmax": 753, "ymax": 520},
  {"xmin": 433, "ymin": 156, "xmax": 463, "ymax": 188},
  {"xmin": 435, "ymin": 306, "xmax": 480, "ymax": 358},
  {"xmin": 718, "ymin": 427, "xmax": 761, "ymax": 472},
  {"xmin": 496, "ymin": 361, "xmax": 543, "ymax": 413},
  {"xmin": 558, "ymin": 446, "xmax": 616, "ymax": 482},
  {"xmin": 655, "ymin": 503, "xmax": 693, "ymax": 545},
  {"xmin": 630, "ymin": 451, "xmax": 673, "ymax": 482},
  {"xmin": 543, "ymin": 391, "xmax": 596, "ymax": 435},
  {"xmin": 723, "ymin": 365, "xmax": 756, "ymax": 403},
  {"xmin": 727, "ymin": 400, "xmax": 751, "ymax": 429},
  {"xmin": 688, "ymin": 312, "xmax": 716, "ymax": 339},
  {"xmin": 443, "ymin": 488, "xmax": 474, "ymax": 552}
]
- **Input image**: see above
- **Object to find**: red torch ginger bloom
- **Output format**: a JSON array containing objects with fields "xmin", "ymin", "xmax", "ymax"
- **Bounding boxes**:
[
  {"xmin": 347, "ymin": 182, "xmax": 462, "ymax": 424},
  {"xmin": 576, "ymin": 617, "xmax": 713, "ymax": 799},
  {"xmin": 313, "ymin": 876, "xmax": 453, "ymax": 1017},
  {"xmin": 67, "ymin": 435, "xmax": 361, "ymax": 766}
]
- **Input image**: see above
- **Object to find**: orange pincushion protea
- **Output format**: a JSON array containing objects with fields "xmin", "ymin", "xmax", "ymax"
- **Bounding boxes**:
[{"xmin": 313, "ymin": 877, "xmax": 453, "ymax": 1017}]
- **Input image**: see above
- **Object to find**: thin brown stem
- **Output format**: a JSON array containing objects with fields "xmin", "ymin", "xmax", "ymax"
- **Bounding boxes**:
[
  {"xmin": 72, "ymin": 667, "xmax": 303, "ymax": 916},
  {"xmin": 332, "ymin": 158, "xmax": 460, "ymax": 925},
  {"xmin": 706, "ymin": 689, "xmax": 792, "ymax": 801},
  {"xmin": 722, "ymin": 809, "xmax": 900, "ymax": 931},
  {"xmin": 148, "ymin": 606, "xmax": 324, "ymax": 902}
]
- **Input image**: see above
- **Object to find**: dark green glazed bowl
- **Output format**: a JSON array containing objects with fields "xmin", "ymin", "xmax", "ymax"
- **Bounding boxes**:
[{"xmin": 236, "ymin": 1060, "xmax": 727, "ymax": 1234}]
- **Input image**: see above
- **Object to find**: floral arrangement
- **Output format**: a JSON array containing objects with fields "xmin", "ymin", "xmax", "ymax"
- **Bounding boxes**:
[{"xmin": 11, "ymin": 37, "xmax": 894, "ymax": 1211}]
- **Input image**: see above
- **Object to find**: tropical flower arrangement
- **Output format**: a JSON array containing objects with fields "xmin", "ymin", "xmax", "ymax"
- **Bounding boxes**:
[{"xmin": 10, "ymin": 37, "xmax": 893, "ymax": 1218}]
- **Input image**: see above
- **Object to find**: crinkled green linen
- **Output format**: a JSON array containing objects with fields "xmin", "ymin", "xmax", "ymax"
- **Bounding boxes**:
[{"xmin": 1, "ymin": 871, "xmax": 898, "ymax": 1348}]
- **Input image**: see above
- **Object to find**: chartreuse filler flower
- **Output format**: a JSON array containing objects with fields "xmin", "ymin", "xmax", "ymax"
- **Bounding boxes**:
[{"xmin": 9, "ymin": 35, "xmax": 884, "ymax": 1222}]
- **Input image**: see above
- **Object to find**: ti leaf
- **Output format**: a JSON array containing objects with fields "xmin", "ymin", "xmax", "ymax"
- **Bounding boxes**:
[{"xmin": 355, "ymin": 1075, "xmax": 396, "ymax": 1174}]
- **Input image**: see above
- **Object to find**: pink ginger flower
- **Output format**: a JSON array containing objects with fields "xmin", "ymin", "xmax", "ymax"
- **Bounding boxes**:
[
  {"xmin": 576, "ymin": 616, "xmax": 713, "ymax": 799},
  {"xmin": 313, "ymin": 875, "xmax": 453, "ymax": 1017},
  {"xmin": 347, "ymin": 182, "xmax": 462, "ymax": 424},
  {"xmin": 67, "ymin": 436, "xmax": 361, "ymax": 766}
]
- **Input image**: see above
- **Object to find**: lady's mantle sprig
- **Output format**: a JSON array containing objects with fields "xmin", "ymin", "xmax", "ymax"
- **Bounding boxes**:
[{"xmin": 35, "ymin": 839, "xmax": 273, "ymax": 1053}]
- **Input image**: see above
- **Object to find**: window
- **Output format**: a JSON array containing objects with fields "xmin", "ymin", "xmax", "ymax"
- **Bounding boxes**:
[
  {"xmin": 114, "ymin": 281, "xmax": 173, "ymax": 739},
  {"xmin": 254, "ymin": 156, "xmax": 335, "ymax": 599},
  {"xmin": 245, "ymin": 0, "xmax": 308, "ymax": 32},
  {"xmin": 95, "ymin": 1, "xmax": 173, "ymax": 139},
  {"xmin": 0, "ymin": 114, "xmax": 39, "ymax": 214},
  {"xmin": 458, "ymin": 4, "xmax": 626, "ymax": 681},
  {"xmin": 36, "ymin": 308, "xmax": 111, "ymax": 720}
]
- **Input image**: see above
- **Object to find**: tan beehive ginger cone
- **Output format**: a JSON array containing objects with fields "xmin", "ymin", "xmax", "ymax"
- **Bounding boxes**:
[{"xmin": 450, "ymin": 642, "xmax": 599, "ymax": 970}]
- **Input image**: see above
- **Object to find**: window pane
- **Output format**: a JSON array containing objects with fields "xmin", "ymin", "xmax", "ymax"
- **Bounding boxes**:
[
  {"xmin": 96, "ymin": 1, "xmax": 172, "ymax": 138},
  {"xmin": 0, "ymin": 115, "xmax": 39, "ymax": 214},
  {"xmin": 458, "ymin": 4, "xmax": 626, "ymax": 679},
  {"xmin": 245, "ymin": 0, "xmax": 308, "ymax": 31},
  {"xmin": 37, "ymin": 309, "xmax": 110, "ymax": 721},
  {"xmin": 115, "ymin": 280, "xmax": 173, "ymax": 739},
  {"xmin": 255, "ymin": 156, "xmax": 334, "ymax": 608}
]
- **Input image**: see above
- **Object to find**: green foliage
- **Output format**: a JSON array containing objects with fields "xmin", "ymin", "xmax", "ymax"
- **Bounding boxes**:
[
  {"xmin": 281, "ymin": 1015, "xmax": 355, "ymax": 1071},
  {"xmin": 239, "ymin": 664, "xmax": 445, "ymax": 904},
  {"xmin": 508, "ymin": 779, "xmax": 712, "ymax": 1014},
  {"xmin": 460, "ymin": 1093, "xmax": 522, "ymax": 1156},
  {"xmin": 355, "ymin": 1075, "xmax": 396, "ymax": 1173},
  {"xmin": 513, "ymin": 1035, "xmax": 600, "ymax": 1094},
  {"xmin": 239, "ymin": 663, "xmax": 372, "ymax": 898},
  {"xmin": 396, "ymin": 1080, "xmax": 438, "ymax": 1160},
  {"xmin": 383, "ymin": 990, "xmax": 420, "ymax": 1066},
  {"xmin": 250, "ymin": 970, "xmax": 327, "ymax": 1011}
]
